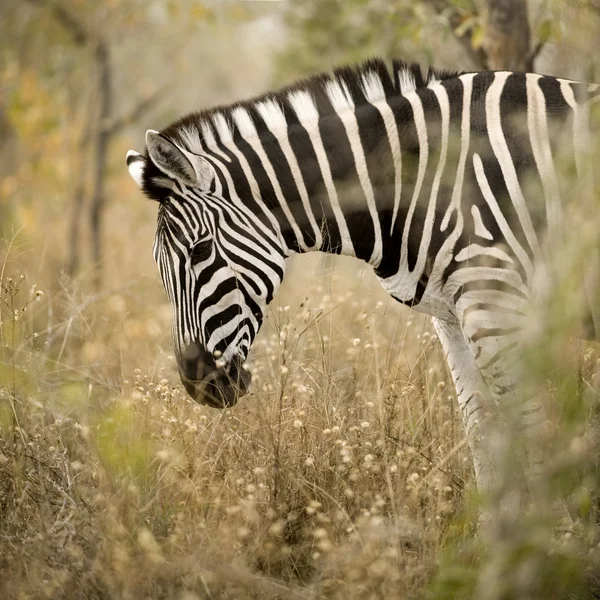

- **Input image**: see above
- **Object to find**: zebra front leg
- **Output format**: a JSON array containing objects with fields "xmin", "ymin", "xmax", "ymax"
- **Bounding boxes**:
[
  {"xmin": 470, "ymin": 326, "xmax": 574, "ymax": 530},
  {"xmin": 432, "ymin": 317, "xmax": 500, "ymax": 502}
]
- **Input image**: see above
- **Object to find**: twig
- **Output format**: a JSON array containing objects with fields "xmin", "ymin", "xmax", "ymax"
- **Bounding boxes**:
[
  {"xmin": 526, "ymin": 40, "xmax": 545, "ymax": 69},
  {"xmin": 386, "ymin": 433, "xmax": 466, "ymax": 491},
  {"xmin": 23, "ymin": 0, "xmax": 88, "ymax": 46},
  {"xmin": 90, "ymin": 39, "xmax": 112, "ymax": 289},
  {"xmin": 67, "ymin": 77, "xmax": 96, "ymax": 276},
  {"xmin": 102, "ymin": 86, "xmax": 167, "ymax": 135},
  {"xmin": 24, "ymin": 0, "xmax": 163, "ymax": 282}
]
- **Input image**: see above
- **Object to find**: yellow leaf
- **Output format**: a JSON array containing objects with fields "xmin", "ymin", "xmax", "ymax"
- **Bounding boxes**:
[
  {"xmin": 537, "ymin": 18, "xmax": 561, "ymax": 44},
  {"xmin": 471, "ymin": 24, "xmax": 485, "ymax": 50},
  {"xmin": 191, "ymin": 2, "xmax": 211, "ymax": 20}
]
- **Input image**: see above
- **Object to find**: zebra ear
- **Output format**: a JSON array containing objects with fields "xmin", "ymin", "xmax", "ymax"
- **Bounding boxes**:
[
  {"xmin": 146, "ymin": 130, "xmax": 198, "ymax": 187},
  {"xmin": 126, "ymin": 150, "xmax": 145, "ymax": 188}
]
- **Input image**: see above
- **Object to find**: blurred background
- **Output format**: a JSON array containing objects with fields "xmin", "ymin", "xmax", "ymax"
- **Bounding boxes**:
[
  {"xmin": 1, "ymin": 1, "xmax": 600, "ymax": 598},
  {"xmin": 1, "ymin": 0, "xmax": 598, "ymax": 382}
]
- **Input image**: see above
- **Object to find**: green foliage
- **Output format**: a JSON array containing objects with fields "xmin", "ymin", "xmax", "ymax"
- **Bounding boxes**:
[
  {"xmin": 95, "ymin": 401, "xmax": 155, "ymax": 484},
  {"xmin": 276, "ymin": 0, "xmax": 430, "ymax": 80}
]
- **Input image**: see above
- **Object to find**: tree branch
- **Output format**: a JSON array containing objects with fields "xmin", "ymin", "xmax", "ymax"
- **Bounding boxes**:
[
  {"xmin": 24, "ymin": 0, "xmax": 161, "ymax": 281},
  {"xmin": 90, "ymin": 39, "xmax": 112, "ymax": 289},
  {"xmin": 102, "ymin": 85, "xmax": 167, "ymax": 136},
  {"xmin": 525, "ymin": 39, "xmax": 545, "ymax": 69},
  {"xmin": 66, "ymin": 79, "xmax": 95, "ymax": 277},
  {"xmin": 24, "ymin": 0, "xmax": 88, "ymax": 46}
]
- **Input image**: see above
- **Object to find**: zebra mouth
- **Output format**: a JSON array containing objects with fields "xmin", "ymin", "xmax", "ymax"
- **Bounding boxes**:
[{"xmin": 179, "ymin": 349, "xmax": 252, "ymax": 408}]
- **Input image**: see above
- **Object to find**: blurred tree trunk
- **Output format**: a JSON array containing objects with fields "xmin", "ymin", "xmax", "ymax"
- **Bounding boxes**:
[
  {"xmin": 0, "ymin": 103, "xmax": 18, "ymax": 233},
  {"xmin": 66, "ymin": 102, "xmax": 93, "ymax": 277},
  {"xmin": 486, "ymin": 0, "xmax": 533, "ymax": 71},
  {"xmin": 90, "ymin": 39, "xmax": 112, "ymax": 289},
  {"xmin": 25, "ymin": 0, "xmax": 163, "ymax": 286}
]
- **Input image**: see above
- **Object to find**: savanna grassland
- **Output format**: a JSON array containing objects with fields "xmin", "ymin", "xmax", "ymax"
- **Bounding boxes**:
[
  {"xmin": 0, "ymin": 245, "xmax": 475, "ymax": 599},
  {"xmin": 2, "ymin": 236, "xmax": 600, "ymax": 599},
  {"xmin": 2, "ymin": 1, "xmax": 600, "ymax": 599}
]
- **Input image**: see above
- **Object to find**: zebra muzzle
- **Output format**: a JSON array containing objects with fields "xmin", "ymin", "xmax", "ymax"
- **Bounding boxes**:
[{"xmin": 179, "ymin": 343, "xmax": 251, "ymax": 408}]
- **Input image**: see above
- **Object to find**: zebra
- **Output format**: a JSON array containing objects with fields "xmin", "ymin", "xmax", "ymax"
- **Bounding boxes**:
[{"xmin": 126, "ymin": 58, "xmax": 599, "ymax": 503}]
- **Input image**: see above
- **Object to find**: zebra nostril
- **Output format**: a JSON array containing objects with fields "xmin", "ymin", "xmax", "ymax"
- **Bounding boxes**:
[
  {"xmin": 181, "ymin": 343, "xmax": 215, "ymax": 382},
  {"xmin": 182, "ymin": 343, "xmax": 200, "ymax": 361},
  {"xmin": 178, "ymin": 344, "xmax": 250, "ymax": 407}
]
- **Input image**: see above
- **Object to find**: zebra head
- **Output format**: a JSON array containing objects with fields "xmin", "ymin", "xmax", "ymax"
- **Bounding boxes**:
[{"xmin": 126, "ymin": 130, "xmax": 286, "ymax": 408}]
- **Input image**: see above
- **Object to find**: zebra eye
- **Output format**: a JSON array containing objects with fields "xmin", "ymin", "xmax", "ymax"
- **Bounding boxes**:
[{"xmin": 190, "ymin": 240, "xmax": 212, "ymax": 264}]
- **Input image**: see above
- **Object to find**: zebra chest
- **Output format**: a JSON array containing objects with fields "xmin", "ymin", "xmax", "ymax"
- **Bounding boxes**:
[{"xmin": 377, "ymin": 273, "xmax": 457, "ymax": 321}]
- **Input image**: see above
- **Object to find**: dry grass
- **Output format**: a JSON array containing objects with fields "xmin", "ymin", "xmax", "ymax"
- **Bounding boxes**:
[
  {"xmin": 2, "ymin": 244, "xmax": 600, "ymax": 599},
  {"xmin": 0, "ymin": 249, "xmax": 478, "ymax": 599}
]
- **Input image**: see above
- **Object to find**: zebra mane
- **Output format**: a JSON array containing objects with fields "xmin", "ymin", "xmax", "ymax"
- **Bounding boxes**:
[{"xmin": 142, "ymin": 58, "xmax": 461, "ymax": 201}]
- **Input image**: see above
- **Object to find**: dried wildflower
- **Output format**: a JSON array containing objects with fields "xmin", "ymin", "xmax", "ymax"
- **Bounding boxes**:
[{"xmin": 269, "ymin": 521, "xmax": 284, "ymax": 536}]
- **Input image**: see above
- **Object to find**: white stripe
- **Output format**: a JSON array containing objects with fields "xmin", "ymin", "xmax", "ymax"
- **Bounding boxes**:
[
  {"xmin": 398, "ymin": 69, "xmax": 416, "ymax": 93},
  {"xmin": 473, "ymin": 153, "xmax": 533, "ymax": 281},
  {"xmin": 428, "ymin": 84, "xmax": 450, "ymax": 222},
  {"xmin": 217, "ymin": 232, "xmax": 279, "ymax": 296},
  {"xmin": 255, "ymin": 100, "xmax": 322, "ymax": 250},
  {"xmin": 455, "ymin": 243, "xmax": 514, "ymax": 264},
  {"xmin": 445, "ymin": 265, "xmax": 529, "ymax": 298},
  {"xmin": 179, "ymin": 125, "xmax": 205, "ymax": 156},
  {"xmin": 202, "ymin": 289, "xmax": 250, "ymax": 342},
  {"xmin": 361, "ymin": 71, "xmax": 386, "ymax": 102},
  {"xmin": 486, "ymin": 72, "xmax": 541, "ymax": 263},
  {"xmin": 378, "ymin": 89, "xmax": 431, "ymax": 301},
  {"xmin": 400, "ymin": 91, "xmax": 431, "ymax": 298},
  {"xmin": 288, "ymin": 90, "xmax": 354, "ymax": 256},
  {"xmin": 200, "ymin": 122, "xmax": 231, "ymax": 163},
  {"xmin": 471, "ymin": 205, "xmax": 493, "ymax": 240},
  {"xmin": 429, "ymin": 75, "xmax": 475, "ymax": 301},
  {"xmin": 560, "ymin": 80, "xmax": 592, "ymax": 181},
  {"xmin": 526, "ymin": 74, "xmax": 562, "ymax": 240},
  {"xmin": 212, "ymin": 113, "xmax": 233, "ymax": 144},
  {"xmin": 460, "ymin": 307, "xmax": 521, "ymax": 332},
  {"xmin": 169, "ymin": 199, "xmax": 200, "ymax": 240},
  {"xmin": 457, "ymin": 289, "xmax": 529, "ymax": 312},
  {"xmin": 325, "ymin": 80, "xmax": 383, "ymax": 265},
  {"xmin": 201, "ymin": 115, "xmax": 285, "ymax": 249},
  {"xmin": 221, "ymin": 325, "xmax": 252, "ymax": 362},
  {"xmin": 361, "ymin": 73, "xmax": 403, "ymax": 234},
  {"xmin": 231, "ymin": 107, "xmax": 306, "ymax": 252},
  {"xmin": 442, "ymin": 74, "xmax": 474, "ymax": 231}
]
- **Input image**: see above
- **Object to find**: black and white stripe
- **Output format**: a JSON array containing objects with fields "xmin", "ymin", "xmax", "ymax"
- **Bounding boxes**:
[{"xmin": 127, "ymin": 58, "xmax": 599, "ymax": 497}]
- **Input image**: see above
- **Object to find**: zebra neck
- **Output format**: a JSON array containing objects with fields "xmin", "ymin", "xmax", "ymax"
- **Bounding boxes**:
[{"xmin": 271, "ymin": 92, "xmax": 432, "ymax": 278}]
